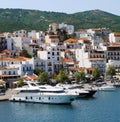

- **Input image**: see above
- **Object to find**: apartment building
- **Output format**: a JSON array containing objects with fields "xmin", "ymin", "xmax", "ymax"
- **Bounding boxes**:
[{"xmin": 37, "ymin": 46, "xmax": 61, "ymax": 75}]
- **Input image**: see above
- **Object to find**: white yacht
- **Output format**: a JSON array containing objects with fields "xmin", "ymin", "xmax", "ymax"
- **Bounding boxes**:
[
  {"xmin": 56, "ymin": 84, "xmax": 97, "ymax": 98},
  {"xmin": 10, "ymin": 82, "xmax": 78, "ymax": 104},
  {"xmin": 98, "ymin": 84, "xmax": 115, "ymax": 91}
]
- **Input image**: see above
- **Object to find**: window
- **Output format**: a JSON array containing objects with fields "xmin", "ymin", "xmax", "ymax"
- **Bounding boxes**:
[
  {"xmin": 13, "ymin": 71, "xmax": 15, "ymax": 75},
  {"xmin": 52, "ymin": 52, "xmax": 54, "ymax": 55},
  {"xmin": 9, "ymin": 71, "xmax": 11, "ymax": 75},
  {"xmin": 48, "ymin": 52, "xmax": 50, "ymax": 54},
  {"xmin": 23, "ymin": 67, "xmax": 25, "ymax": 71},
  {"xmin": 57, "ymin": 57, "xmax": 59, "ymax": 61},
  {"xmin": 27, "ymin": 67, "xmax": 28, "ymax": 71},
  {"xmin": 57, "ymin": 52, "xmax": 59, "ymax": 55},
  {"xmin": 48, "ymin": 57, "xmax": 50, "ymax": 59}
]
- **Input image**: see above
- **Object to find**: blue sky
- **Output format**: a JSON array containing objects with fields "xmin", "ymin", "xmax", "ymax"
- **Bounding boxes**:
[{"xmin": 0, "ymin": 0, "xmax": 120, "ymax": 15}]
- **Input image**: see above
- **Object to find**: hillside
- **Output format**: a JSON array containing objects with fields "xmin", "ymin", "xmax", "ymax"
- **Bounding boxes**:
[{"xmin": 0, "ymin": 8, "xmax": 120, "ymax": 32}]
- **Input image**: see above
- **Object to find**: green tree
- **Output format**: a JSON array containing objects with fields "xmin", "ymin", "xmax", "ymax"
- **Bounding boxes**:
[
  {"xmin": 34, "ymin": 68, "xmax": 43, "ymax": 75},
  {"xmin": 17, "ymin": 78, "xmax": 24, "ymax": 87},
  {"xmin": 56, "ymin": 29, "xmax": 69, "ymax": 42},
  {"xmin": 20, "ymin": 49, "xmax": 32, "ymax": 58},
  {"xmin": 37, "ymin": 72, "xmax": 49, "ymax": 84},
  {"xmin": 33, "ymin": 50, "xmax": 37, "ymax": 57},
  {"xmin": 74, "ymin": 71, "xmax": 81, "ymax": 82},
  {"xmin": 92, "ymin": 67, "xmax": 100, "ymax": 79},
  {"xmin": 80, "ymin": 70, "xmax": 86, "ymax": 81},
  {"xmin": 56, "ymin": 70, "xmax": 69, "ymax": 83},
  {"xmin": 106, "ymin": 65, "xmax": 116, "ymax": 77},
  {"xmin": 74, "ymin": 71, "xmax": 86, "ymax": 82}
]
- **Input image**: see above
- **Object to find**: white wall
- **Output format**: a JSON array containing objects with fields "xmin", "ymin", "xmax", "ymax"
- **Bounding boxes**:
[{"xmin": 109, "ymin": 33, "xmax": 115, "ymax": 43}]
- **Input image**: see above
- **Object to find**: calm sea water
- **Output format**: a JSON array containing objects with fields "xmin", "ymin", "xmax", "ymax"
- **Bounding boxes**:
[{"xmin": 0, "ymin": 90, "xmax": 120, "ymax": 122}]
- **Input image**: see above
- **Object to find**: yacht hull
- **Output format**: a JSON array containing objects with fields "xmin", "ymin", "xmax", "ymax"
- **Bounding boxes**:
[{"xmin": 10, "ymin": 93, "xmax": 77, "ymax": 104}]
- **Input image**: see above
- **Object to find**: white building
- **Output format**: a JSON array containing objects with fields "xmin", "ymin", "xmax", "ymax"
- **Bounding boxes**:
[
  {"xmin": 36, "ymin": 31, "xmax": 45, "ymax": 42},
  {"xmin": 3, "ymin": 33, "xmax": 13, "ymax": 50},
  {"xmin": 2, "ymin": 49, "xmax": 21, "ymax": 57},
  {"xmin": 0, "ymin": 34, "xmax": 7, "ymax": 52},
  {"xmin": 13, "ymin": 30, "xmax": 27, "ymax": 37},
  {"xmin": 76, "ymin": 48, "xmax": 106, "ymax": 73},
  {"xmin": 75, "ymin": 38, "xmax": 106, "ymax": 73},
  {"xmin": 0, "ymin": 56, "xmax": 34, "ymax": 76},
  {"xmin": 28, "ymin": 30, "xmax": 37, "ymax": 38},
  {"xmin": 48, "ymin": 23, "xmax": 58, "ymax": 34},
  {"xmin": 12, "ymin": 37, "xmax": 30, "ymax": 50},
  {"xmin": 28, "ymin": 30, "xmax": 45, "ymax": 42},
  {"xmin": 106, "ymin": 43, "xmax": 120, "ymax": 71},
  {"xmin": 45, "ymin": 34, "xmax": 60, "ymax": 44},
  {"xmin": 37, "ymin": 46, "xmax": 61, "ymax": 75},
  {"xmin": 109, "ymin": 32, "xmax": 120, "ymax": 43},
  {"xmin": 75, "ymin": 30, "xmax": 91, "ymax": 39},
  {"xmin": 87, "ymin": 28, "xmax": 110, "ymax": 36},
  {"xmin": 59, "ymin": 23, "xmax": 74, "ymax": 34}
]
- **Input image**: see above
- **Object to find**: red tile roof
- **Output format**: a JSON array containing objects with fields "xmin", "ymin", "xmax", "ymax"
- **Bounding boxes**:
[
  {"xmin": 92, "ymin": 28, "xmax": 102, "ymax": 31},
  {"xmin": 113, "ymin": 32, "xmax": 120, "ymax": 36},
  {"xmin": 76, "ymin": 29, "xmax": 86, "ymax": 32},
  {"xmin": 2, "ymin": 49, "xmax": 21, "ymax": 53},
  {"xmin": 24, "ymin": 74, "xmax": 38, "ymax": 80},
  {"xmin": 64, "ymin": 38, "xmax": 78, "ymax": 43},
  {"xmin": 86, "ymin": 67, "xmax": 95, "ymax": 71},
  {"xmin": 77, "ymin": 37, "xmax": 89, "ymax": 41},
  {"xmin": 65, "ymin": 50, "xmax": 71, "ymax": 53},
  {"xmin": 69, "ymin": 67, "xmax": 85, "ymax": 71},
  {"xmin": 31, "ymin": 38, "xmax": 39, "ymax": 40},
  {"xmin": 0, "ymin": 56, "xmax": 30, "ymax": 61},
  {"xmin": 61, "ymin": 58, "xmax": 73, "ymax": 62}
]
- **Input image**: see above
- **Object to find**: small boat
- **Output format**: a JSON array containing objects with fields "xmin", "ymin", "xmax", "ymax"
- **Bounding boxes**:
[
  {"xmin": 9, "ymin": 82, "xmax": 78, "ymax": 104},
  {"xmin": 114, "ymin": 84, "xmax": 120, "ymax": 88},
  {"xmin": 98, "ymin": 85, "xmax": 115, "ymax": 91}
]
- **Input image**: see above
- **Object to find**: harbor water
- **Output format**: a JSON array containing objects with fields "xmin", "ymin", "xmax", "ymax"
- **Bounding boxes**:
[{"xmin": 0, "ymin": 89, "xmax": 120, "ymax": 122}]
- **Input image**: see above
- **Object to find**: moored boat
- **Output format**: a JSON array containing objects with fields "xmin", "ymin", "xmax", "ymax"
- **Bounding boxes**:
[
  {"xmin": 98, "ymin": 85, "xmax": 115, "ymax": 91},
  {"xmin": 9, "ymin": 84, "xmax": 78, "ymax": 104},
  {"xmin": 83, "ymin": 88, "xmax": 97, "ymax": 97},
  {"xmin": 56, "ymin": 84, "xmax": 97, "ymax": 98}
]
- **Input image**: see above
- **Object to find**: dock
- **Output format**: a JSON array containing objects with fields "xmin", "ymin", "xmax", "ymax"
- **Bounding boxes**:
[{"xmin": 0, "ymin": 89, "xmax": 16, "ymax": 101}]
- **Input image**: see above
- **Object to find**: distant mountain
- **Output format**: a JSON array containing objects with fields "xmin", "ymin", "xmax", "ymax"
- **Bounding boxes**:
[{"xmin": 0, "ymin": 8, "xmax": 120, "ymax": 32}]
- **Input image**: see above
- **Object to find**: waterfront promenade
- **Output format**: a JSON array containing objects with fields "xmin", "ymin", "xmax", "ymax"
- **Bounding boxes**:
[
  {"xmin": 0, "ymin": 89, "xmax": 17, "ymax": 101},
  {"xmin": 0, "ymin": 80, "xmax": 116, "ymax": 101}
]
